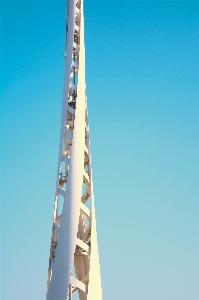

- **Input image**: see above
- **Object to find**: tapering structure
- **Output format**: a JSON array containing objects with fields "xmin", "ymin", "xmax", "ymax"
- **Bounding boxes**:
[{"xmin": 46, "ymin": 1, "xmax": 102, "ymax": 300}]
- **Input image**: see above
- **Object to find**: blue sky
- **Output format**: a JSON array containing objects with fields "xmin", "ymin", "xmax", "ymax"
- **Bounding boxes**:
[{"xmin": 1, "ymin": 0, "xmax": 199, "ymax": 299}]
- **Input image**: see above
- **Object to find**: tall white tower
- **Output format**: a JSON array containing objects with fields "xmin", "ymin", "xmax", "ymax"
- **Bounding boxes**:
[{"xmin": 46, "ymin": 1, "xmax": 102, "ymax": 299}]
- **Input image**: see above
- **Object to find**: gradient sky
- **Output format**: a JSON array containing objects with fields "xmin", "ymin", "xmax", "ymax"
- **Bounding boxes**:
[{"xmin": 1, "ymin": 0, "xmax": 199, "ymax": 299}]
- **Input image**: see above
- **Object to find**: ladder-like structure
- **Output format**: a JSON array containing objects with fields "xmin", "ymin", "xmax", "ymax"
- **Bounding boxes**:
[{"xmin": 46, "ymin": 1, "xmax": 102, "ymax": 300}]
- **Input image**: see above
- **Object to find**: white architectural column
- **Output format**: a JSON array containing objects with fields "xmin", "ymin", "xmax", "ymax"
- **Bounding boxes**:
[{"xmin": 46, "ymin": 1, "xmax": 102, "ymax": 300}]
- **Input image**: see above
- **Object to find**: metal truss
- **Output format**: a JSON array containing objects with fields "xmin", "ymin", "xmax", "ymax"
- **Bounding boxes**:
[{"xmin": 46, "ymin": 1, "xmax": 102, "ymax": 300}]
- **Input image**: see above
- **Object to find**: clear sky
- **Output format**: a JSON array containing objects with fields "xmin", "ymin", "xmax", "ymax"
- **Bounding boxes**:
[{"xmin": 1, "ymin": 0, "xmax": 199, "ymax": 299}]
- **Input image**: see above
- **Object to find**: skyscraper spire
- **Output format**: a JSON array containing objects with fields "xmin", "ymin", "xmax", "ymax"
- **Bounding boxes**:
[{"xmin": 46, "ymin": 1, "xmax": 102, "ymax": 299}]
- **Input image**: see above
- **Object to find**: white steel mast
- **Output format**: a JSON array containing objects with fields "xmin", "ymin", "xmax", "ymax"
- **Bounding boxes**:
[{"xmin": 46, "ymin": 1, "xmax": 102, "ymax": 299}]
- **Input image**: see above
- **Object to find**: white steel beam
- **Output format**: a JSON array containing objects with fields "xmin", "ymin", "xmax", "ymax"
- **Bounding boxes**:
[{"xmin": 46, "ymin": 1, "xmax": 102, "ymax": 300}]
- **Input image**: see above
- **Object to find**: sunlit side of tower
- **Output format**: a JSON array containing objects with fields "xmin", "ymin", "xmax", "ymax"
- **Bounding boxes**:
[{"xmin": 46, "ymin": 1, "xmax": 102, "ymax": 299}]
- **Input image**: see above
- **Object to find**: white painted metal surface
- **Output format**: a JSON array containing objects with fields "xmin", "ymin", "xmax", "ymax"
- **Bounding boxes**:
[{"xmin": 46, "ymin": 1, "xmax": 102, "ymax": 299}]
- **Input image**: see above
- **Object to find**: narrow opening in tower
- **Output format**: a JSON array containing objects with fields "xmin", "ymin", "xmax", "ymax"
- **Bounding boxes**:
[
  {"xmin": 59, "ymin": 161, "xmax": 68, "ymax": 189},
  {"xmin": 58, "ymin": 195, "xmax": 64, "ymax": 216}
]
